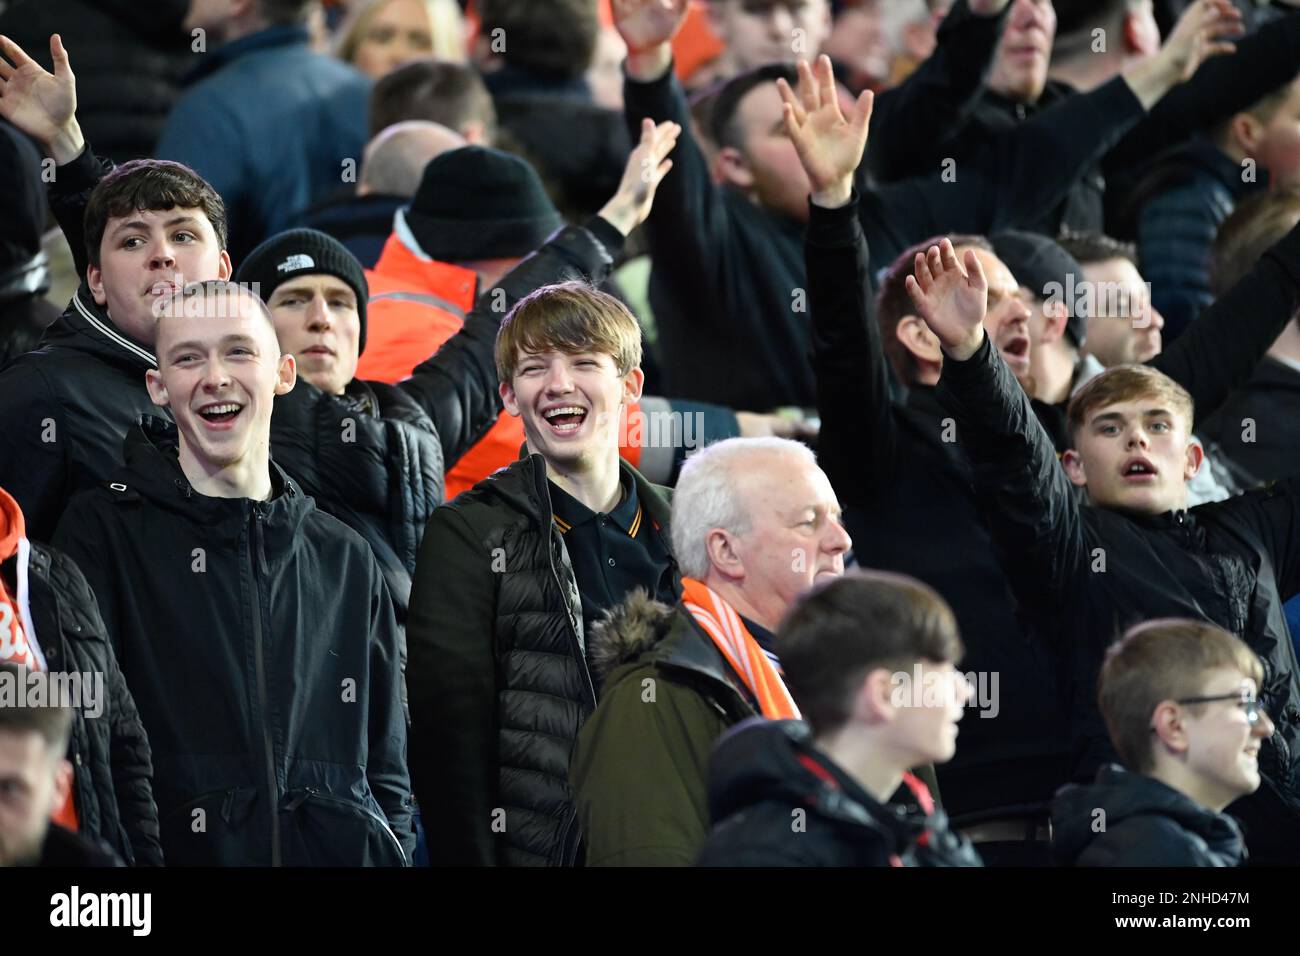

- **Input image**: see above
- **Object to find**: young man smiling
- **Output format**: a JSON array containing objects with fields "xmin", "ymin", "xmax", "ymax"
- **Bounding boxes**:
[
  {"xmin": 406, "ymin": 281, "xmax": 681, "ymax": 867},
  {"xmin": 52, "ymin": 281, "xmax": 413, "ymax": 866},
  {"xmin": 906, "ymin": 236, "xmax": 1300, "ymax": 864}
]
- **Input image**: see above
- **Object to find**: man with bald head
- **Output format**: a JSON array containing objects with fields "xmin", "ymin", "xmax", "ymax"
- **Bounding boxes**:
[{"xmin": 52, "ymin": 281, "xmax": 415, "ymax": 866}]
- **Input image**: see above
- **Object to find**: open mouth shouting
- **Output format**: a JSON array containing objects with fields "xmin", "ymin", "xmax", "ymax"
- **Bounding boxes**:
[
  {"xmin": 997, "ymin": 334, "xmax": 1030, "ymax": 373},
  {"xmin": 1121, "ymin": 455, "xmax": 1159, "ymax": 484},
  {"xmin": 196, "ymin": 401, "xmax": 245, "ymax": 429},
  {"xmin": 541, "ymin": 404, "xmax": 589, "ymax": 436}
]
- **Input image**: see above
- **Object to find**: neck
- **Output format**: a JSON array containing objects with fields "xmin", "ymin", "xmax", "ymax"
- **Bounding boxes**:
[
  {"xmin": 1032, "ymin": 345, "xmax": 1077, "ymax": 405},
  {"xmin": 546, "ymin": 448, "xmax": 623, "ymax": 514},
  {"xmin": 1049, "ymin": 52, "xmax": 1122, "ymax": 93},
  {"xmin": 177, "ymin": 440, "xmax": 273, "ymax": 501},
  {"xmin": 814, "ymin": 725, "xmax": 904, "ymax": 805},
  {"xmin": 224, "ymin": 12, "xmax": 271, "ymax": 45},
  {"xmin": 1268, "ymin": 320, "xmax": 1300, "ymax": 366},
  {"xmin": 699, "ymin": 572, "xmax": 780, "ymax": 632},
  {"xmin": 1149, "ymin": 761, "xmax": 1233, "ymax": 814}
]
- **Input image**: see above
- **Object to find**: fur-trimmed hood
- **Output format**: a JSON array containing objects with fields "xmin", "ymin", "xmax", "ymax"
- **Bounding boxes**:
[{"xmin": 588, "ymin": 588, "xmax": 678, "ymax": 684}]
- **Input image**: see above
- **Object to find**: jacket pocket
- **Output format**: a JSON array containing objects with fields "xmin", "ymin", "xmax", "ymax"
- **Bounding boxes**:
[
  {"xmin": 280, "ymin": 787, "xmax": 409, "ymax": 867},
  {"xmin": 159, "ymin": 787, "xmax": 266, "ymax": 866}
]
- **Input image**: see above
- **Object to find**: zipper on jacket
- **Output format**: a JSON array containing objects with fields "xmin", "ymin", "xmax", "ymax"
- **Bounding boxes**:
[{"xmin": 247, "ymin": 502, "xmax": 281, "ymax": 866}]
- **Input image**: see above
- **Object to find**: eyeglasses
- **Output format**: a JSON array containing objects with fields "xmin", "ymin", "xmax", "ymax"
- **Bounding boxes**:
[{"xmin": 1174, "ymin": 692, "xmax": 1267, "ymax": 726}]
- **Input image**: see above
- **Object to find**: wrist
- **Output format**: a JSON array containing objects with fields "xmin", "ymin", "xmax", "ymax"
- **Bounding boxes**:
[
  {"xmin": 598, "ymin": 197, "xmax": 638, "ymax": 237},
  {"xmin": 47, "ymin": 120, "xmax": 85, "ymax": 168},
  {"xmin": 943, "ymin": 329, "xmax": 985, "ymax": 362},
  {"xmin": 811, "ymin": 179, "xmax": 853, "ymax": 209},
  {"xmin": 625, "ymin": 46, "xmax": 673, "ymax": 83}
]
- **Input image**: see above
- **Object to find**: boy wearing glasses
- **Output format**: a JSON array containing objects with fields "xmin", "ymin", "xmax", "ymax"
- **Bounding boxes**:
[{"xmin": 1052, "ymin": 619, "xmax": 1272, "ymax": 866}]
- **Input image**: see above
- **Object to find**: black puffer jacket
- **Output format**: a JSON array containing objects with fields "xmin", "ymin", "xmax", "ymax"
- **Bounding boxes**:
[
  {"xmin": 0, "ymin": 0, "xmax": 195, "ymax": 162},
  {"xmin": 937, "ymin": 335, "xmax": 1300, "ymax": 865},
  {"xmin": 1053, "ymin": 765, "xmax": 1247, "ymax": 867},
  {"xmin": 697, "ymin": 720, "xmax": 981, "ymax": 867},
  {"xmin": 52, "ymin": 419, "xmax": 413, "ymax": 866},
  {"xmin": 14, "ymin": 541, "xmax": 162, "ymax": 866},
  {"xmin": 406, "ymin": 453, "xmax": 675, "ymax": 866}
]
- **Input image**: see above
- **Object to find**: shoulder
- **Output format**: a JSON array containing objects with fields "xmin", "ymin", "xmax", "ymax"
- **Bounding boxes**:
[{"xmin": 1080, "ymin": 815, "xmax": 1215, "ymax": 866}]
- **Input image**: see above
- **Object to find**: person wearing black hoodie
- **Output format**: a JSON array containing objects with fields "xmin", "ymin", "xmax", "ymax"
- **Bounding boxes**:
[
  {"xmin": 1052, "ymin": 619, "xmax": 1268, "ymax": 867},
  {"xmin": 52, "ymin": 281, "xmax": 413, "ymax": 866},
  {"xmin": 697, "ymin": 573, "xmax": 981, "ymax": 868}
]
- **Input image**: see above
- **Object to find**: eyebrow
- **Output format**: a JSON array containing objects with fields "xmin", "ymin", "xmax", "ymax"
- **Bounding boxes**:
[
  {"xmin": 110, "ymin": 215, "xmax": 201, "ymax": 238},
  {"xmin": 1091, "ymin": 409, "xmax": 1174, "ymax": 426},
  {"xmin": 165, "ymin": 333, "xmax": 260, "ymax": 360},
  {"xmin": 271, "ymin": 282, "xmax": 354, "ymax": 300}
]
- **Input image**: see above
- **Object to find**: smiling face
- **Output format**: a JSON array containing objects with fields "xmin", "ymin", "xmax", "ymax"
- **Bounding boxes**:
[
  {"xmin": 351, "ymin": 0, "xmax": 435, "ymax": 79},
  {"xmin": 1175, "ymin": 668, "xmax": 1272, "ymax": 809},
  {"xmin": 721, "ymin": 451, "xmax": 851, "ymax": 625},
  {"xmin": 266, "ymin": 275, "xmax": 361, "ymax": 396},
  {"xmin": 147, "ymin": 286, "xmax": 296, "ymax": 483},
  {"xmin": 988, "ymin": 0, "xmax": 1056, "ymax": 104},
  {"xmin": 88, "ymin": 207, "xmax": 232, "ymax": 347},
  {"xmin": 500, "ymin": 349, "xmax": 643, "ymax": 473},
  {"xmin": 1064, "ymin": 397, "xmax": 1200, "ymax": 514}
]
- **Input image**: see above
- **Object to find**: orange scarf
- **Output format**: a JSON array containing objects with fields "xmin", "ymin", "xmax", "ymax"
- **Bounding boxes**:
[{"xmin": 680, "ymin": 577, "xmax": 800, "ymax": 720}]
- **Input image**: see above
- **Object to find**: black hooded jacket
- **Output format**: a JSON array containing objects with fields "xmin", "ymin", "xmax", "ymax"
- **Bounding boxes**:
[
  {"xmin": 51, "ymin": 418, "xmax": 413, "ymax": 866},
  {"xmin": 1052, "ymin": 765, "xmax": 1247, "ymax": 867},
  {"xmin": 697, "ymin": 720, "xmax": 981, "ymax": 868}
]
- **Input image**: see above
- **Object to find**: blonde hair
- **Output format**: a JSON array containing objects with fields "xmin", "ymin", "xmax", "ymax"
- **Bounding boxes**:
[
  {"xmin": 494, "ymin": 282, "xmax": 642, "ymax": 384},
  {"xmin": 1099, "ymin": 619, "xmax": 1263, "ymax": 775},
  {"xmin": 335, "ymin": 0, "xmax": 467, "ymax": 65},
  {"xmin": 1067, "ymin": 364, "xmax": 1194, "ymax": 439}
]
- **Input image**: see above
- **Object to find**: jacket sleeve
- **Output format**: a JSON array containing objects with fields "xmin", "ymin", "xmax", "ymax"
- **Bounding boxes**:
[
  {"xmin": 0, "ymin": 361, "xmax": 70, "ymax": 545},
  {"xmin": 570, "ymin": 667, "xmax": 730, "ymax": 866},
  {"xmin": 622, "ymin": 63, "xmax": 733, "ymax": 331},
  {"xmin": 1104, "ymin": 9, "xmax": 1300, "ymax": 185},
  {"xmin": 397, "ymin": 218, "xmax": 623, "ymax": 470},
  {"xmin": 1218, "ymin": 477, "xmax": 1300, "ymax": 603},
  {"xmin": 807, "ymin": 192, "xmax": 897, "ymax": 505},
  {"xmin": 865, "ymin": 0, "xmax": 1009, "ymax": 182},
  {"xmin": 1149, "ymin": 218, "xmax": 1300, "ymax": 423},
  {"xmin": 48, "ymin": 144, "xmax": 112, "ymax": 283},
  {"xmin": 404, "ymin": 503, "xmax": 499, "ymax": 865},
  {"xmin": 365, "ymin": 559, "xmax": 416, "ymax": 862},
  {"xmin": 934, "ymin": 336, "xmax": 1091, "ymax": 630}
]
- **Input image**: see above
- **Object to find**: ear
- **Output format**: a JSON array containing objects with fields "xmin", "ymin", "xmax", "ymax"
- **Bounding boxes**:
[
  {"xmin": 1040, "ymin": 299, "xmax": 1069, "ymax": 345},
  {"xmin": 461, "ymin": 120, "xmax": 486, "ymax": 145},
  {"xmin": 620, "ymin": 366, "xmax": 645, "ymax": 407},
  {"xmin": 50, "ymin": 758, "xmax": 73, "ymax": 817},
  {"xmin": 704, "ymin": 527, "xmax": 744, "ymax": 582},
  {"xmin": 1183, "ymin": 436, "xmax": 1205, "ymax": 481},
  {"xmin": 145, "ymin": 367, "xmax": 169, "ymax": 407},
  {"xmin": 217, "ymin": 250, "xmax": 232, "ymax": 281},
  {"xmin": 87, "ymin": 262, "xmax": 108, "ymax": 307},
  {"xmin": 499, "ymin": 379, "xmax": 520, "ymax": 418},
  {"xmin": 896, "ymin": 315, "xmax": 943, "ymax": 365},
  {"xmin": 854, "ymin": 667, "xmax": 896, "ymax": 725},
  {"xmin": 1150, "ymin": 700, "xmax": 1190, "ymax": 756},
  {"xmin": 1062, "ymin": 448, "xmax": 1088, "ymax": 488},
  {"xmin": 715, "ymin": 146, "xmax": 755, "ymax": 192},
  {"xmin": 1231, "ymin": 112, "xmax": 1264, "ymax": 155},
  {"xmin": 274, "ymin": 352, "xmax": 297, "ymax": 395}
]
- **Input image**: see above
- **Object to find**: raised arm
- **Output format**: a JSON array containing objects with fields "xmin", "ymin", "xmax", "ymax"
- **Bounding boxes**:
[
  {"xmin": 908, "ymin": 241, "xmax": 1089, "ymax": 620},
  {"xmin": 398, "ymin": 119, "xmax": 679, "ymax": 469},
  {"xmin": 1149, "ymin": 219, "xmax": 1300, "ymax": 422}
]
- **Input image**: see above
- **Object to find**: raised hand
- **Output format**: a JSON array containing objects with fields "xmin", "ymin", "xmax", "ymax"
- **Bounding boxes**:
[
  {"xmin": 599, "ymin": 117, "xmax": 681, "ymax": 236},
  {"xmin": 0, "ymin": 34, "xmax": 83, "ymax": 164},
  {"xmin": 612, "ymin": 0, "xmax": 690, "ymax": 81},
  {"xmin": 1125, "ymin": 0, "xmax": 1243, "ymax": 107},
  {"xmin": 776, "ymin": 54, "xmax": 873, "ymax": 208},
  {"xmin": 904, "ymin": 239, "xmax": 988, "ymax": 361}
]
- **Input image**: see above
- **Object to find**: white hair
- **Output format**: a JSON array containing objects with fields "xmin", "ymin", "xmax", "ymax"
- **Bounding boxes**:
[{"xmin": 671, "ymin": 436, "xmax": 819, "ymax": 580}]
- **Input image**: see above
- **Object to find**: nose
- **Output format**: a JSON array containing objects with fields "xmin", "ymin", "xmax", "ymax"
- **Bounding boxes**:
[
  {"xmin": 202, "ymin": 355, "xmax": 231, "ymax": 391},
  {"xmin": 543, "ymin": 360, "xmax": 575, "ymax": 394},
  {"xmin": 1254, "ymin": 708, "xmax": 1275, "ymax": 737},
  {"xmin": 1012, "ymin": 0, "xmax": 1043, "ymax": 29},
  {"xmin": 149, "ymin": 240, "xmax": 176, "ymax": 271},
  {"xmin": 1126, "ymin": 425, "xmax": 1150, "ymax": 450},
  {"xmin": 1149, "ymin": 303, "xmax": 1165, "ymax": 332},
  {"xmin": 306, "ymin": 296, "xmax": 332, "ymax": 331},
  {"xmin": 823, "ymin": 516, "xmax": 852, "ymax": 556}
]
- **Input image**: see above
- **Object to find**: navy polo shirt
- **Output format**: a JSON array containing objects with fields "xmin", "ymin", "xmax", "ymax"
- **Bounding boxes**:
[{"xmin": 550, "ymin": 474, "xmax": 675, "ymax": 675}]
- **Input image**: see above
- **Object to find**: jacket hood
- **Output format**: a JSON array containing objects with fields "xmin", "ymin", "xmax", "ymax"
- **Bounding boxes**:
[
  {"xmin": 708, "ymin": 718, "xmax": 917, "ymax": 846},
  {"xmin": 42, "ymin": 285, "xmax": 158, "ymax": 372},
  {"xmin": 113, "ymin": 416, "xmax": 311, "ymax": 536},
  {"xmin": 1051, "ymin": 764, "xmax": 1247, "ymax": 865},
  {"xmin": 588, "ymin": 588, "xmax": 677, "ymax": 682}
]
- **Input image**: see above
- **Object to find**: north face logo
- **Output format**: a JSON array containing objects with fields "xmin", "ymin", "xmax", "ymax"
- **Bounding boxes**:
[{"xmin": 277, "ymin": 254, "xmax": 315, "ymax": 273}]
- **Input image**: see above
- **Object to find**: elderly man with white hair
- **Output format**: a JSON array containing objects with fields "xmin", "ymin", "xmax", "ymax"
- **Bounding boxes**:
[{"xmin": 569, "ymin": 436, "xmax": 852, "ymax": 866}]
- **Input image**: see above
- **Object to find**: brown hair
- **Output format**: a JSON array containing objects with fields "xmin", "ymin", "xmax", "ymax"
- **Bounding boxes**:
[
  {"xmin": 0, "ymin": 663, "xmax": 73, "ymax": 761},
  {"xmin": 84, "ymin": 160, "xmax": 227, "ymax": 269},
  {"xmin": 477, "ymin": 0, "xmax": 599, "ymax": 77},
  {"xmin": 369, "ymin": 58, "xmax": 497, "ymax": 139},
  {"xmin": 494, "ymin": 281, "xmax": 642, "ymax": 383},
  {"xmin": 1099, "ymin": 619, "xmax": 1263, "ymax": 774},
  {"xmin": 1213, "ymin": 186, "xmax": 1300, "ymax": 297},
  {"xmin": 1066, "ymin": 364, "xmax": 1194, "ymax": 439},
  {"xmin": 875, "ymin": 234, "xmax": 992, "ymax": 385},
  {"xmin": 778, "ymin": 570, "xmax": 963, "ymax": 736}
]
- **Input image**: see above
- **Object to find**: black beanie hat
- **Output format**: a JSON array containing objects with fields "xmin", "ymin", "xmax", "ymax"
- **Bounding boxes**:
[
  {"xmin": 991, "ymin": 230, "xmax": 1087, "ymax": 348},
  {"xmin": 235, "ymin": 228, "xmax": 370, "ymax": 354},
  {"xmin": 405, "ymin": 146, "xmax": 564, "ymax": 263}
]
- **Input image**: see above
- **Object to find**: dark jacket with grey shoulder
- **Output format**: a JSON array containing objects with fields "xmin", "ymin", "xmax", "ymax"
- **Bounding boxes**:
[{"xmin": 406, "ymin": 455, "xmax": 676, "ymax": 866}]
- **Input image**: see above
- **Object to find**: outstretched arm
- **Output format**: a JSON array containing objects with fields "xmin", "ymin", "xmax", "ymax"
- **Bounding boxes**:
[
  {"xmin": 398, "ymin": 119, "xmax": 679, "ymax": 470},
  {"xmin": 908, "ymin": 241, "xmax": 1089, "ymax": 624}
]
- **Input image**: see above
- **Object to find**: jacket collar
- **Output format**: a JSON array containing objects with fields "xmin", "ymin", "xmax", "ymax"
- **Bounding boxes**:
[
  {"xmin": 42, "ymin": 284, "xmax": 157, "ymax": 371},
  {"xmin": 184, "ymin": 25, "xmax": 309, "ymax": 85},
  {"xmin": 371, "ymin": 224, "xmax": 479, "ymax": 308}
]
